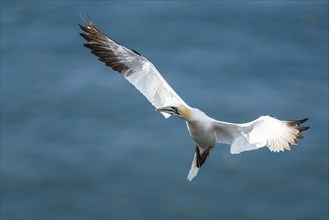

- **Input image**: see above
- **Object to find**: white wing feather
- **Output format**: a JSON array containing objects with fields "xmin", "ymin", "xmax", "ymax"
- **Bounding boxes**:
[
  {"xmin": 125, "ymin": 61, "xmax": 187, "ymax": 118},
  {"xmin": 79, "ymin": 18, "xmax": 187, "ymax": 118},
  {"xmin": 213, "ymin": 116, "xmax": 309, "ymax": 154}
]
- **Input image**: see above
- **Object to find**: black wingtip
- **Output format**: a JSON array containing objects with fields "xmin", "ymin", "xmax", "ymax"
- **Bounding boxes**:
[
  {"xmin": 291, "ymin": 118, "xmax": 309, "ymax": 125},
  {"xmin": 300, "ymin": 118, "xmax": 309, "ymax": 123},
  {"xmin": 295, "ymin": 118, "xmax": 310, "ymax": 133},
  {"xmin": 287, "ymin": 117, "xmax": 310, "ymax": 134}
]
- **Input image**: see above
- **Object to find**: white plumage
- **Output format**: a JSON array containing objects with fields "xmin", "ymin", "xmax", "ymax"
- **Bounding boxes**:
[{"xmin": 79, "ymin": 17, "xmax": 309, "ymax": 181}]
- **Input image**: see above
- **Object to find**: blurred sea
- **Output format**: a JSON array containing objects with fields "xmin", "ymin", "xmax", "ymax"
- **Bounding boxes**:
[{"xmin": 1, "ymin": 1, "xmax": 328, "ymax": 219}]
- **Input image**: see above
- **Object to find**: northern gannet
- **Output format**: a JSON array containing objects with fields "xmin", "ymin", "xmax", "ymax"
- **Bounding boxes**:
[{"xmin": 79, "ymin": 17, "xmax": 309, "ymax": 181}]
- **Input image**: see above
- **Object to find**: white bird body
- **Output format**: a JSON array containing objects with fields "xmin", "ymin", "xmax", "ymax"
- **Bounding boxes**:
[
  {"xmin": 184, "ymin": 108, "xmax": 218, "ymax": 180},
  {"xmin": 186, "ymin": 108, "xmax": 217, "ymax": 149},
  {"xmin": 79, "ymin": 17, "xmax": 309, "ymax": 181}
]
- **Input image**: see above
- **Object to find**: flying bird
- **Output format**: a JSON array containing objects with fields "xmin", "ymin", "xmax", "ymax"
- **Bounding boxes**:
[{"xmin": 78, "ymin": 17, "xmax": 309, "ymax": 181}]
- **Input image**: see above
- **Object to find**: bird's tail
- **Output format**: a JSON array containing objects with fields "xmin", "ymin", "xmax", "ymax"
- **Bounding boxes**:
[
  {"xmin": 187, "ymin": 153, "xmax": 199, "ymax": 181},
  {"xmin": 187, "ymin": 145, "xmax": 213, "ymax": 181}
]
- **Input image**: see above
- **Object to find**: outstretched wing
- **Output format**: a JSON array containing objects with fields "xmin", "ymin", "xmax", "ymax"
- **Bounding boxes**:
[
  {"xmin": 213, "ymin": 116, "xmax": 309, "ymax": 154},
  {"xmin": 79, "ymin": 17, "xmax": 188, "ymax": 118}
]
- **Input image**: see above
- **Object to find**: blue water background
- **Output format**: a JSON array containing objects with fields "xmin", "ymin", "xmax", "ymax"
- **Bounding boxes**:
[{"xmin": 1, "ymin": 1, "xmax": 328, "ymax": 219}]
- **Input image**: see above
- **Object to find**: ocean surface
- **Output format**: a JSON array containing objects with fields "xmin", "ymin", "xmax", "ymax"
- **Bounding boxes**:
[{"xmin": 1, "ymin": 1, "xmax": 328, "ymax": 219}]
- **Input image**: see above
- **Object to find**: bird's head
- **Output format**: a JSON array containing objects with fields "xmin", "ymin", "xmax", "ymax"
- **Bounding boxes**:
[{"xmin": 156, "ymin": 105, "xmax": 192, "ymax": 120}]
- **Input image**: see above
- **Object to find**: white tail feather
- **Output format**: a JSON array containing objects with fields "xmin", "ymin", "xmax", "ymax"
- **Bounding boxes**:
[{"xmin": 187, "ymin": 153, "xmax": 199, "ymax": 181}]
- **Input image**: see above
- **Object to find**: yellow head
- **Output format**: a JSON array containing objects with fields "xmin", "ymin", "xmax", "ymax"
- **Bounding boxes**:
[{"xmin": 156, "ymin": 105, "xmax": 192, "ymax": 121}]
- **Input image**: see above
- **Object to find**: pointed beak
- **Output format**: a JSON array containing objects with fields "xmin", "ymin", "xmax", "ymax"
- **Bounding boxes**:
[{"xmin": 156, "ymin": 106, "xmax": 180, "ymax": 116}]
